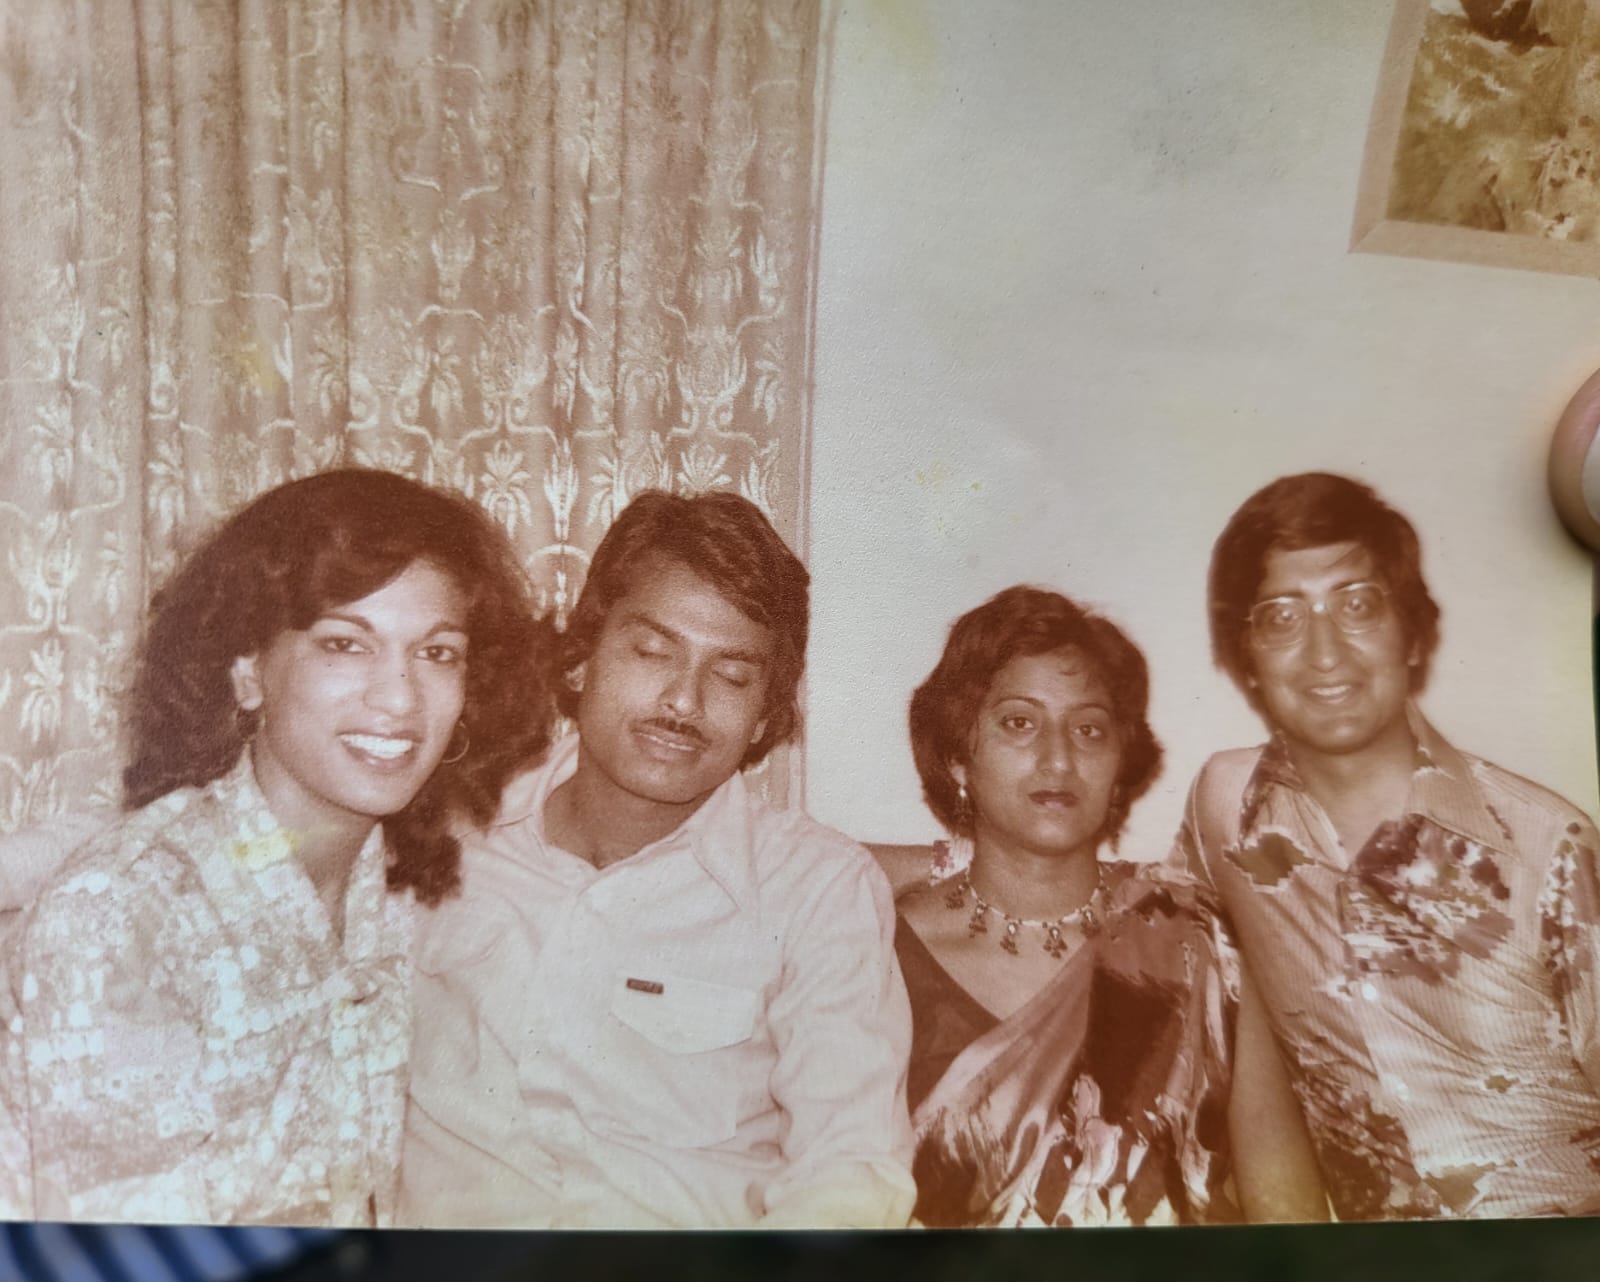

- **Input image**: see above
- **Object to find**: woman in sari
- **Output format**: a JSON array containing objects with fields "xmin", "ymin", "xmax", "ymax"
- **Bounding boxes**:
[
  {"xmin": 890, "ymin": 586, "xmax": 1322, "ymax": 1226},
  {"xmin": 2, "ymin": 469, "xmax": 553, "ymax": 1226}
]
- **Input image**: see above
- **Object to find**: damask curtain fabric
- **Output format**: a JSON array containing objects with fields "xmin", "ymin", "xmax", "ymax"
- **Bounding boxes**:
[{"xmin": 0, "ymin": 0, "xmax": 823, "ymax": 829}]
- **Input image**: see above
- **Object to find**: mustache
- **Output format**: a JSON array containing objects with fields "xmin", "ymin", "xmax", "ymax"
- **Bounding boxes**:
[{"xmin": 639, "ymin": 717, "xmax": 709, "ymax": 746}]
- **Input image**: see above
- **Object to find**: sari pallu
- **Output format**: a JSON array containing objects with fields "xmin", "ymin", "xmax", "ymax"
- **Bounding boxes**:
[{"xmin": 900, "ymin": 864, "xmax": 1242, "ymax": 1227}]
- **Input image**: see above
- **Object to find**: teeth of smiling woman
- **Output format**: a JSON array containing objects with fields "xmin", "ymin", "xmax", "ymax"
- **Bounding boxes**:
[{"xmin": 340, "ymin": 734, "xmax": 414, "ymax": 760}]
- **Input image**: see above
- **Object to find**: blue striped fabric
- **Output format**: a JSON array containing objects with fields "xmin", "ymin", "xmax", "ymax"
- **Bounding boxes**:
[{"xmin": 0, "ymin": 1227, "xmax": 337, "ymax": 1282}]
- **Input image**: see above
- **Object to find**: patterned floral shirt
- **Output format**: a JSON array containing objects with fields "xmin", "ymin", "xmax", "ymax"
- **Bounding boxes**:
[
  {"xmin": 0, "ymin": 758, "xmax": 413, "ymax": 1225},
  {"xmin": 1178, "ymin": 707, "xmax": 1600, "ymax": 1220}
]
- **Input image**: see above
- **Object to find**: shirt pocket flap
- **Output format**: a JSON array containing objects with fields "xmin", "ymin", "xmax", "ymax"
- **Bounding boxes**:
[{"xmin": 608, "ymin": 972, "xmax": 759, "ymax": 1056}]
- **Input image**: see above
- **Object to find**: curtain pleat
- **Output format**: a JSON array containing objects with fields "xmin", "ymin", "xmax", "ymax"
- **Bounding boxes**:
[{"xmin": 0, "ymin": 0, "xmax": 822, "ymax": 826}]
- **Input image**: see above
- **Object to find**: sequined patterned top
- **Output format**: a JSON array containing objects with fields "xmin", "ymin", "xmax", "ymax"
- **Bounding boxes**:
[
  {"xmin": 0, "ymin": 757, "xmax": 414, "ymax": 1225},
  {"xmin": 1178, "ymin": 707, "xmax": 1600, "ymax": 1220}
]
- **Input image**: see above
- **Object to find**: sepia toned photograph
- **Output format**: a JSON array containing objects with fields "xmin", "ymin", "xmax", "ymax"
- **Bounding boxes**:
[
  {"xmin": 2, "ymin": 0, "xmax": 1600, "ymax": 1271},
  {"xmin": 1354, "ymin": 0, "xmax": 1600, "ymax": 274}
]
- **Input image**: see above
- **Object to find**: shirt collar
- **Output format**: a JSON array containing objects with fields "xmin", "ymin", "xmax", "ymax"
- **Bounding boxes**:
[
  {"xmin": 1403, "ymin": 707, "xmax": 1514, "ymax": 854},
  {"xmin": 209, "ymin": 752, "xmax": 395, "ymax": 961},
  {"xmin": 501, "ymin": 732, "xmax": 761, "ymax": 910},
  {"xmin": 213, "ymin": 752, "xmax": 304, "ymax": 871},
  {"xmin": 1243, "ymin": 704, "xmax": 1512, "ymax": 855}
]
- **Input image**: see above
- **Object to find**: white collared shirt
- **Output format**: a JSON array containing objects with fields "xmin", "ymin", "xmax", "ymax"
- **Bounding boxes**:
[{"xmin": 399, "ymin": 735, "xmax": 915, "ymax": 1228}]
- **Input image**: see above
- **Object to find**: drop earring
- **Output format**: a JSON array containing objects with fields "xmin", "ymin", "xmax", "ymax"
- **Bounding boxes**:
[{"xmin": 954, "ymin": 782, "xmax": 972, "ymax": 827}]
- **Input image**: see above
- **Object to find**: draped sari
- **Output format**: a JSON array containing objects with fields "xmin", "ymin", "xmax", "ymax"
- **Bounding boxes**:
[{"xmin": 897, "ymin": 862, "xmax": 1241, "ymax": 1227}]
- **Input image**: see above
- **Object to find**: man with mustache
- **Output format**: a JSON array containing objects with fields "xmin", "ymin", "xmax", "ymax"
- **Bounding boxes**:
[
  {"xmin": 1179, "ymin": 472, "xmax": 1600, "ymax": 1220},
  {"xmin": 400, "ymin": 490, "xmax": 915, "ymax": 1227}
]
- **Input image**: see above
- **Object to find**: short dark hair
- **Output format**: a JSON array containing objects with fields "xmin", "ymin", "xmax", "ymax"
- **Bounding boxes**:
[
  {"xmin": 908, "ymin": 586, "xmax": 1162, "ymax": 849},
  {"xmin": 556, "ymin": 490, "xmax": 809, "ymax": 767},
  {"xmin": 1208, "ymin": 472, "xmax": 1441, "ymax": 707},
  {"xmin": 123, "ymin": 468, "xmax": 556, "ymax": 906}
]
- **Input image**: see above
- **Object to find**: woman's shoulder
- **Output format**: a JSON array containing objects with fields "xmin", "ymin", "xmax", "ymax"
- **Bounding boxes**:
[
  {"xmin": 895, "ymin": 872, "xmax": 967, "ymax": 937},
  {"xmin": 1099, "ymin": 859, "xmax": 1224, "ymax": 923},
  {"xmin": 868, "ymin": 838, "xmax": 973, "ymax": 903},
  {"xmin": 28, "ymin": 788, "xmax": 211, "ymax": 932},
  {"xmin": 1094, "ymin": 862, "xmax": 1237, "ymax": 1000},
  {"xmin": 866, "ymin": 843, "xmax": 937, "ymax": 901},
  {"xmin": 13, "ymin": 794, "xmax": 229, "ymax": 1067}
]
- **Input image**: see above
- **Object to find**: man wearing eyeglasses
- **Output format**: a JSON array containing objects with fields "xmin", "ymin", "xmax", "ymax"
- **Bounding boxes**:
[{"xmin": 1176, "ymin": 471, "xmax": 1600, "ymax": 1222}]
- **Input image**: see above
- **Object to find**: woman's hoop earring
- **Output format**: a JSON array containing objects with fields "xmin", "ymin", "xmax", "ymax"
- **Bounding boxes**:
[{"xmin": 441, "ymin": 725, "xmax": 470, "ymax": 766}]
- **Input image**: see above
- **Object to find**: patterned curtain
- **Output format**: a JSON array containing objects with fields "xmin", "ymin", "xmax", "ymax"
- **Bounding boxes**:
[{"xmin": 0, "ymin": 0, "xmax": 823, "ymax": 829}]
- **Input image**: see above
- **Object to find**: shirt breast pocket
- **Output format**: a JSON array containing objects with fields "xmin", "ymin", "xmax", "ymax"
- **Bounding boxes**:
[{"xmin": 584, "ymin": 972, "xmax": 761, "ymax": 1149}]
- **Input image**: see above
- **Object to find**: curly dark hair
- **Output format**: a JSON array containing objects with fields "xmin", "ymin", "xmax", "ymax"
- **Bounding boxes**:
[
  {"xmin": 554, "ymin": 489, "xmax": 809, "ymax": 768},
  {"xmin": 908, "ymin": 586, "xmax": 1163, "ymax": 850},
  {"xmin": 122, "ymin": 468, "xmax": 555, "ymax": 906},
  {"xmin": 1208, "ymin": 472, "xmax": 1441, "ymax": 712}
]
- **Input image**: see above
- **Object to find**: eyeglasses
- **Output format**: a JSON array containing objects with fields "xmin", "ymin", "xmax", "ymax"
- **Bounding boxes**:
[{"xmin": 1247, "ymin": 581, "xmax": 1392, "ymax": 650}]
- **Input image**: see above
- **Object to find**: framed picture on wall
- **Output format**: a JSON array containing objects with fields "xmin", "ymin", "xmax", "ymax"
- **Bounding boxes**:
[{"xmin": 1353, "ymin": 0, "xmax": 1600, "ymax": 276}]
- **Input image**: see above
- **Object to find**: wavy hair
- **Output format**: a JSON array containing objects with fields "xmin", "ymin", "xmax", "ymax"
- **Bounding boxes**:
[
  {"xmin": 122, "ymin": 468, "xmax": 555, "ymax": 906},
  {"xmin": 909, "ymin": 586, "xmax": 1163, "ymax": 850},
  {"xmin": 554, "ymin": 489, "xmax": 809, "ymax": 768}
]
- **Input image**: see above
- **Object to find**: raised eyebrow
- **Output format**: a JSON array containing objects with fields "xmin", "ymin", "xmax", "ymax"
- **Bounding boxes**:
[
  {"xmin": 419, "ymin": 623, "xmax": 470, "ymax": 643},
  {"xmin": 986, "ymin": 693, "xmax": 1045, "ymax": 710},
  {"xmin": 318, "ymin": 609, "xmax": 373, "ymax": 630},
  {"xmin": 317, "ymin": 611, "xmax": 467, "ymax": 639}
]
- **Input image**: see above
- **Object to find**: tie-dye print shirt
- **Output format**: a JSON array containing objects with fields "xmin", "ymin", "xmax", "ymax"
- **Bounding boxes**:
[
  {"xmin": 0, "ymin": 757, "xmax": 413, "ymax": 1225},
  {"xmin": 1179, "ymin": 708, "xmax": 1600, "ymax": 1220}
]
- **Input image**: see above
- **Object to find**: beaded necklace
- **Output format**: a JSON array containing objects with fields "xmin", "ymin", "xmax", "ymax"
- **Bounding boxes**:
[{"xmin": 944, "ymin": 870, "xmax": 1101, "ymax": 959}]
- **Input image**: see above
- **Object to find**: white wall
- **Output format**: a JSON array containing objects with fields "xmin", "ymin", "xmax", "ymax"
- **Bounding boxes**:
[{"xmin": 805, "ymin": 0, "xmax": 1600, "ymax": 857}]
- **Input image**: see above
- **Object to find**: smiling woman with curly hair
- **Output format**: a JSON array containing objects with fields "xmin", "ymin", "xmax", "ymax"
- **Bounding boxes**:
[{"xmin": 3, "ymin": 469, "xmax": 554, "ymax": 1227}]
